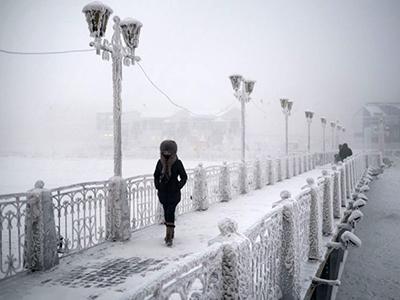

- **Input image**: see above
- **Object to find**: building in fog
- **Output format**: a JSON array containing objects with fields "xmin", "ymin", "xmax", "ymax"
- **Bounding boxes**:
[
  {"xmin": 353, "ymin": 102, "xmax": 400, "ymax": 151},
  {"xmin": 96, "ymin": 108, "xmax": 241, "ymax": 159}
]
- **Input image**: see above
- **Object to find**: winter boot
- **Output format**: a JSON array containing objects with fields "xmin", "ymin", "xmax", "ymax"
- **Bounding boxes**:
[
  {"xmin": 165, "ymin": 223, "xmax": 175, "ymax": 247},
  {"xmin": 164, "ymin": 225, "xmax": 169, "ymax": 244}
]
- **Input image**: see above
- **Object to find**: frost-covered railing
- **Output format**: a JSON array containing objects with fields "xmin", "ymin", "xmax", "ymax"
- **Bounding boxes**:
[
  {"xmin": 121, "ymin": 243, "xmax": 224, "ymax": 300},
  {"xmin": 0, "ymin": 193, "xmax": 27, "ymax": 280},
  {"xmin": 125, "ymin": 152, "xmax": 372, "ymax": 299},
  {"xmin": 0, "ymin": 150, "xmax": 337, "ymax": 281},
  {"xmin": 51, "ymin": 181, "xmax": 108, "ymax": 255}
]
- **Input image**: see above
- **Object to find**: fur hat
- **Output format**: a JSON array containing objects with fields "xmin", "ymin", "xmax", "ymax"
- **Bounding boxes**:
[{"xmin": 160, "ymin": 140, "xmax": 178, "ymax": 154}]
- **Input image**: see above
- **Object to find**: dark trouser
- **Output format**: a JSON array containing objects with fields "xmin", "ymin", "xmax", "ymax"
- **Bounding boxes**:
[
  {"xmin": 158, "ymin": 191, "xmax": 181, "ymax": 223},
  {"xmin": 163, "ymin": 202, "xmax": 178, "ymax": 223}
]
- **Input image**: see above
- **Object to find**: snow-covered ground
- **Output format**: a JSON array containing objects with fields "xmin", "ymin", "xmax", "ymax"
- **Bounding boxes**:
[
  {"xmin": 0, "ymin": 166, "xmax": 329, "ymax": 300},
  {"xmin": 336, "ymin": 163, "xmax": 400, "ymax": 300},
  {"xmin": 0, "ymin": 156, "xmax": 220, "ymax": 194}
]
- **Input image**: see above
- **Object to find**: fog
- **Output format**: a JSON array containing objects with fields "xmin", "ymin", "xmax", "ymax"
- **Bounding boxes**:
[{"xmin": 0, "ymin": 0, "xmax": 400, "ymax": 159}]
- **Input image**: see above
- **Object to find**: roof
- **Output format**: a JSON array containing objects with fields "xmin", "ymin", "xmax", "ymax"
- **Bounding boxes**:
[{"xmin": 363, "ymin": 103, "xmax": 400, "ymax": 117}]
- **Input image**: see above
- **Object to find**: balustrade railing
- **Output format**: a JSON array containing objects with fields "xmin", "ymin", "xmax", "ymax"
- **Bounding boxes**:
[
  {"xmin": 126, "ymin": 152, "xmax": 372, "ymax": 298},
  {"xmin": 0, "ymin": 150, "xmax": 364, "ymax": 281},
  {"xmin": 51, "ymin": 181, "xmax": 108, "ymax": 256}
]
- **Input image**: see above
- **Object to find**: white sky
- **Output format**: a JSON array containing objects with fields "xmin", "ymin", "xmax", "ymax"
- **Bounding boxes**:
[{"xmin": 0, "ymin": 0, "xmax": 399, "ymax": 154}]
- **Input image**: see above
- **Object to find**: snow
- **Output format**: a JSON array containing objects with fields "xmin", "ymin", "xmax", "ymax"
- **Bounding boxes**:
[
  {"xmin": 0, "ymin": 166, "xmax": 328, "ymax": 300},
  {"xmin": 82, "ymin": 1, "xmax": 113, "ymax": 14},
  {"xmin": 336, "ymin": 164, "xmax": 400, "ymax": 299}
]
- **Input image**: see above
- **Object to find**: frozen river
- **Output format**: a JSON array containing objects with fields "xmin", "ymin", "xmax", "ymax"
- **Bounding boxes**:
[{"xmin": 0, "ymin": 156, "xmax": 220, "ymax": 194}]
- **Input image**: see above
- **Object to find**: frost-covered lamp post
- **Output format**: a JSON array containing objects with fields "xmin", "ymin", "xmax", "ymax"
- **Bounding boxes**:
[
  {"xmin": 280, "ymin": 98, "xmax": 293, "ymax": 155},
  {"xmin": 229, "ymin": 75, "xmax": 255, "ymax": 162},
  {"xmin": 305, "ymin": 110, "xmax": 314, "ymax": 152},
  {"xmin": 336, "ymin": 124, "xmax": 342, "ymax": 149},
  {"xmin": 82, "ymin": 2, "xmax": 142, "ymax": 177},
  {"xmin": 378, "ymin": 115, "xmax": 385, "ymax": 154},
  {"xmin": 341, "ymin": 127, "xmax": 346, "ymax": 144},
  {"xmin": 321, "ymin": 117, "xmax": 327, "ymax": 160},
  {"xmin": 330, "ymin": 121, "xmax": 336, "ymax": 150}
]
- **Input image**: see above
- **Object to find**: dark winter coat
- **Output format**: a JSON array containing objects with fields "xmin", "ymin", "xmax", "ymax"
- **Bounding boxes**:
[
  {"xmin": 154, "ymin": 159, "xmax": 188, "ymax": 205},
  {"xmin": 339, "ymin": 144, "xmax": 353, "ymax": 161}
]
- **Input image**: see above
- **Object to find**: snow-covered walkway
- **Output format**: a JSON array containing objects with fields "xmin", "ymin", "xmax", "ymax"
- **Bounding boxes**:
[
  {"xmin": 336, "ymin": 162, "xmax": 400, "ymax": 300},
  {"xmin": 0, "ymin": 166, "xmax": 327, "ymax": 300}
]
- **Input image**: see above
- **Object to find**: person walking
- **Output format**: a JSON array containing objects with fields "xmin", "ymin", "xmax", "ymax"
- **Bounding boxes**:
[
  {"xmin": 335, "ymin": 144, "xmax": 343, "ymax": 163},
  {"xmin": 154, "ymin": 140, "xmax": 187, "ymax": 247},
  {"xmin": 339, "ymin": 143, "xmax": 353, "ymax": 161}
]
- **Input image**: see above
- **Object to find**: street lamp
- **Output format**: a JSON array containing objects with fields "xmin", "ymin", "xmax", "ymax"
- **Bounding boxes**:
[
  {"xmin": 330, "ymin": 121, "xmax": 336, "ymax": 150},
  {"xmin": 82, "ymin": 2, "xmax": 142, "ymax": 177},
  {"xmin": 280, "ymin": 98, "xmax": 293, "ymax": 155},
  {"xmin": 321, "ymin": 117, "xmax": 327, "ymax": 156},
  {"xmin": 305, "ymin": 110, "xmax": 314, "ymax": 152},
  {"xmin": 229, "ymin": 75, "xmax": 255, "ymax": 162}
]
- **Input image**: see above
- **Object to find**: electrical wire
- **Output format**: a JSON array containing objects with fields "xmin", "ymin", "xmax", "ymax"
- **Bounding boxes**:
[
  {"xmin": 136, "ymin": 60, "xmax": 236, "ymax": 117},
  {"xmin": 0, "ymin": 48, "xmax": 95, "ymax": 55},
  {"xmin": 0, "ymin": 47, "xmax": 236, "ymax": 117}
]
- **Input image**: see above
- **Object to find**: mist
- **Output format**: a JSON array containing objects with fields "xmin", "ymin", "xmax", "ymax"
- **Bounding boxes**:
[{"xmin": 1, "ymin": 0, "xmax": 399, "ymax": 159}]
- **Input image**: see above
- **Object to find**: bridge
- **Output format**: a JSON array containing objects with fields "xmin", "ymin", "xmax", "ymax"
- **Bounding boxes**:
[{"xmin": 0, "ymin": 152, "xmax": 384, "ymax": 299}]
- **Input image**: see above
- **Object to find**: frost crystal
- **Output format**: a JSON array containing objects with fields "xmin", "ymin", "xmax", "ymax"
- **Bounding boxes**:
[
  {"xmin": 306, "ymin": 178, "xmax": 322, "ymax": 260},
  {"xmin": 193, "ymin": 164, "xmax": 209, "ymax": 211},
  {"xmin": 332, "ymin": 166, "xmax": 341, "ymax": 219},
  {"xmin": 321, "ymin": 170, "xmax": 333, "ymax": 236},
  {"xmin": 219, "ymin": 162, "xmax": 232, "ymax": 202}
]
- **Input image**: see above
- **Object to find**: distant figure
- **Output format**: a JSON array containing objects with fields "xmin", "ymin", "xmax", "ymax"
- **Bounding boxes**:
[
  {"xmin": 334, "ymin": 144, "xmax": 343, "ymax": 163},
  {"xmin": 154, "ymin": 140, "xmax": 187, "ymax": 247},
  {"xmin": 339, "ymin": 143, "xmax": 353, "ymax": 161}
]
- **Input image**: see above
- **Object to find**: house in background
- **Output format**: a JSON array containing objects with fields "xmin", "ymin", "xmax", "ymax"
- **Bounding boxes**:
[
  {"xmin": 353, "ymin": 102, "xmax": 400, "ymax": 152},
  {"xmin": 96, "ymin": 108, "xmax": 241, "ymax": 159}
]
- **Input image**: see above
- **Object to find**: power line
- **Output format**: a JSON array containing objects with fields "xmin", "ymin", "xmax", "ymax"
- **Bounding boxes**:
[
  {"xmin": 0, "ymin": 48, "xmax": 95, "ymax": 55},
  {"xmin": 136, "ymin": 61, "xmax": 235, "ymax": 117},
  {"xmin": 0, "ymin": 46, "xmax": 236, "ymax": 117},
  {"xmin": 251, "ymin": 101, "xmax": 269, "ymax": 115}
]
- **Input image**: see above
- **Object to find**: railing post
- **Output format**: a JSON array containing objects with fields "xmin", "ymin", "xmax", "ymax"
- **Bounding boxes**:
[
  {"xmin": 193, "ymin": 163, "xmax": 209, "ymax": 210},
  {"xmin": 306, "ymin": 178, "xmax": 322, "ymax": 261},
  {"xmin": 24, "ymin": 180, "xmax": 59, "ymax": 271},
  {"xmin": 344, "ymin": 159, "xmax": 352, "ymax": 200},
  {"xmin": 279, "ymin": 192, "xmax": 301, "ymax": 300},
  {"xmin": 208, "ymin": 218, "xmax": 252, "ymax": 299},
  {"xmin": 219, "ymin": 162, "xmax": 232, "ymax": 202},
  {"xmin": 276, "ymin": 158, "xmax": 283, "ymax": 182},
  {"xmin": 286, "ymin": 156, "xmax": 291, "ymax": 179},
  {"xmin": 321, "ymin": 170, "xmax": 333, "ymax": 236},
  {"xmin": 338, "ymin": 162, "xmax": 347, "ymax": 208},
  {"xmin": 293, "ymin": 155, "xmax": 297, "ymax": 176},
  {"xmin": 239, "ymin": 162, "xmax": 248, "ymax": 194},
  {"xmin": 106, "ymin": 176, "xmax": 131, "ymax": 241},
  {"xmin": 298, "ymin": 155, "xmax": 303, "ymax": 174},
  {"xmin": 254, "ymin": 160, "xmax": 262, "ymax": 189},
  {"xmin": 303, "ymin": 154, "xmax": 308, "ymax": 172},
  {"xmin": 267, "ymin": 158, "xmax": 276, "ymax": 185},
  {"xmin": 332, "ymin": 166, "xmax": 341, "ymax": 219}
]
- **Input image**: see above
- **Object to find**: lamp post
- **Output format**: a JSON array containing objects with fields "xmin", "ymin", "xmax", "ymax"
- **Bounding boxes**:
[
  {"xmin": 280, "ymin": 98, "xmax": 293, "ymax": 155},
  {"xmin": 330, "ymin": 121, "xmax": 336, "ymax": 150},
  {"xmin": 305, "ymin": 110, "xmax": 314, "ymax": 152},
  {"xmin": 336, "ymin": 124, "xmax": 342, "ymax": 148},
  {"xmin": 229, "ymin": 75, "xmax": 255, "ymax": 162},
  {"xmin": 341, "ymin": 127, "xmax": 346, "ymax": 144},
  {"xmin": 321, "ymin": 117, "xmax": 327, "ymax": 157},
  {"xmin": 82, "ymin": 2, "xmax": 142, "ymax": 177},
  {"xmin": 378, "ymin": 115, "xmax": 385, "ymax": 154}
]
